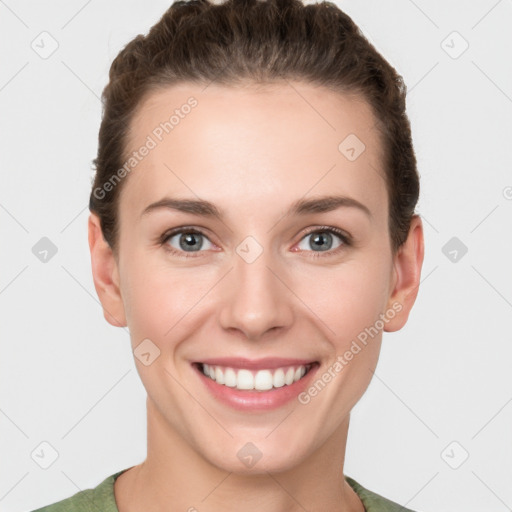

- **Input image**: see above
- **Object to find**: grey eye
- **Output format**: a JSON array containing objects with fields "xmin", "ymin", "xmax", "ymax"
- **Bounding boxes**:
[
  {"xmin": 297, "ymin": 231, "xmax": 343, "ymax": 252},
  {"xmin": 167, "ymin": 231, "xmax": 214, "ymax": 252}
]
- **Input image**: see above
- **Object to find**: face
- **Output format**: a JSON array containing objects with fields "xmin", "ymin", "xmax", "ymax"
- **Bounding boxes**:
[{"xmin": 90, "ymin": 81, "xmax": 423, "ymax": 474}]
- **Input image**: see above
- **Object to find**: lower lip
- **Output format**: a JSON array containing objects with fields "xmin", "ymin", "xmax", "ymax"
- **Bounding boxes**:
[{"xmin": 193, "ymin": 363, "xmax": 319, "ymax": 411}]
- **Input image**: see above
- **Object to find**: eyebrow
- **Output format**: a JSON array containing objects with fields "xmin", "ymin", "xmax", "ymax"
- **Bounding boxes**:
[{"xmin": 140, "ymin": 195, "xmax": 372, "ymax": 220}]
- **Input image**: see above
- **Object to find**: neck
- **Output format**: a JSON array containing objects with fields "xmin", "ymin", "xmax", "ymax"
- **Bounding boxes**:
[{"xmin": 115, "ymin": 397, "xmax": 364, "ymax": 512}]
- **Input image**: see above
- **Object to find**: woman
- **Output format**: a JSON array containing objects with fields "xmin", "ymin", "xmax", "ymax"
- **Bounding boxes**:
[{"xmin": 33, "ymin": 0, "xmax": 424, "ymax": 510}]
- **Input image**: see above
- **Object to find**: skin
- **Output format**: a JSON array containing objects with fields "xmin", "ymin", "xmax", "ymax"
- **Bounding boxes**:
[{"xmin": 88, "ymin": 81, "xmax": 424, "ymax": 512}]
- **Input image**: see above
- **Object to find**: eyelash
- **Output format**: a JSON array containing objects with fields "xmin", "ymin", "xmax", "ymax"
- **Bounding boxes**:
[{"xmin": 158, "ymin": 225, "xmax": 352, "ymax": 259}]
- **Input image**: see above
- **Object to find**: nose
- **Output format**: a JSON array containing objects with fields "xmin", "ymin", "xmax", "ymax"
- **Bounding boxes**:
[{"xmin": 218, "ymin": 247, "xmax": 294, "ymax": 342}]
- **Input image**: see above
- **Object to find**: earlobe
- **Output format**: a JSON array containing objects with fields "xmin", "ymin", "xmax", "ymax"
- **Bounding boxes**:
[
  {"xmin": 87, "ymin": 213, "xmax": 127, "ymax": 328},
  {"xmin": 383, "ymin": 215, "xmax": 425, "ymax": 332}
]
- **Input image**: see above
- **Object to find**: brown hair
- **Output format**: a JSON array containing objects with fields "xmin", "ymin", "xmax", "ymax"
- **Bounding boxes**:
[{"xmin": 89, "ymin": 0, "xmax": 419, "ymax": 256}]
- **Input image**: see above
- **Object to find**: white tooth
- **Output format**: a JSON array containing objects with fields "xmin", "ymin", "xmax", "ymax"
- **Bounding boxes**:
[
  {"xmin": 237, "ymin": 369, "xmax": 254, "ymax": 390},
  {"xmin": 284, "ymin": 367, "xmax": 295, "ymax": 385},
  {"xmin": 215, "ymin": 366, "xmax": 225, "ymax": 384},
  {"xmin": 254, "ymin": 370, "xmax": 273, "ymax": 391},
  {"xmin": 273, "ymin": 368, "xmax": 285, "ymax": 388},
  {"xmin": 224, "ymin": 368, "xmax": 237, "ymax": 387},
  {"xmin": 205, "ymin": 365, "xmax": 309, "ymax": 390}
]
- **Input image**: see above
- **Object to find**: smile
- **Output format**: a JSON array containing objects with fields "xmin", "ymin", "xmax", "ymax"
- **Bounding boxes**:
[
  {"xmin": 198, "ymin": 363, "xmax": 315, "ymax": 392},
  {"xmin": 191, "ymin": 357, "xmax": 320, "ymax": 410}
]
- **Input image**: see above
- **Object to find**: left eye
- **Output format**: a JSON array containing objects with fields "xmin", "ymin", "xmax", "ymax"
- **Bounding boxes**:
[
  {"xmin": 297, "ymin": 229, "xmax": 346, "ymax": 252},
  {"xmin": 165, "ymin": 230, "xmax": 214, "ymax": 252}
]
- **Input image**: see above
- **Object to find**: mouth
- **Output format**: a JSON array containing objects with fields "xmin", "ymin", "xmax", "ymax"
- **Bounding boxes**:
[
  {"xmin": 191, "ymin": 359, "xmax": 320, "ymax": 411},
  {"xmin": 194, "ymin": 362, "xmax": 316, "ymax": 392}
]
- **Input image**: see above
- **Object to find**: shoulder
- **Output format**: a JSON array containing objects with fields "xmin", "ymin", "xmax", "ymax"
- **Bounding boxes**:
[
  {"xmin": 345, "ymin": 475, "xmax": 418, "ymax": 512},
  {"xmin": 29, "ymin": 470, "xmax": 127, "ymax": 512}
]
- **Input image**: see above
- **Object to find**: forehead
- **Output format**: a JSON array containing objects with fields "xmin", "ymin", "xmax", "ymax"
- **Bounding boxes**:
[{"xmin": 120, "ymin": 81, "xmax": 387, "ymax": 223}]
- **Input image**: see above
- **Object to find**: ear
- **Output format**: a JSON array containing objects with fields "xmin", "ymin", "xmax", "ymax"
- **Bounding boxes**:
[
  {"xmin": 88, "ymin": 213, "xmax": 127, "ymax": 327},
  {"xmin": 383, "ymin": 214, "xmax": 425, "ymax": 332}
]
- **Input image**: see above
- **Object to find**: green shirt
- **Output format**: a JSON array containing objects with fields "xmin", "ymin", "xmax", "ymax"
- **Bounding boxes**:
[{"xmin": 30, "ymin": 469, "xmax": 417, "ymax": 512}]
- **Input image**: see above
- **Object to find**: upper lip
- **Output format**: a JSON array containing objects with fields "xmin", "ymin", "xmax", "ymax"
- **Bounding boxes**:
[{"xmin": 194, "ymin": 357, "xmax": 318, "ymax": 370}]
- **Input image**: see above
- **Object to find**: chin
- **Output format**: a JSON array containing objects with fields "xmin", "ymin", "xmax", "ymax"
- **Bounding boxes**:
[{"xmin": 204, "ymin": 439, "xmax": 309, "ymax": 475}]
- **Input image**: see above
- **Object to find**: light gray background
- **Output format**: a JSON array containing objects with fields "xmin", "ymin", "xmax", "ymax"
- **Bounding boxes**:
[{"xmin": 1, "ymin": 1, "xmax": 511, "ymax": 511}]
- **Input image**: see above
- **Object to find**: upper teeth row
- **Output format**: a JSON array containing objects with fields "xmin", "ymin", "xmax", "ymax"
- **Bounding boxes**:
[{"xmin": 202, "ymin": 364, "xmax": 309, "ymax": 391}]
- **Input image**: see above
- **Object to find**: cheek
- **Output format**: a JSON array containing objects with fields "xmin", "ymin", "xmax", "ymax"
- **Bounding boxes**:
[
  {"xmin": 120, "ymin": 253, "xmax": 218, "ymax": 344},
  {"xmin": 298, "ymin": 257, "xmax": 392, "ymax": 345}
]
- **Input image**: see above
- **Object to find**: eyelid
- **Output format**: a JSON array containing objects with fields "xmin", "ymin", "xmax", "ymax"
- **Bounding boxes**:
[{"xmin": 300, "ymin": 225, "xmax": 351, "ymax": 242}]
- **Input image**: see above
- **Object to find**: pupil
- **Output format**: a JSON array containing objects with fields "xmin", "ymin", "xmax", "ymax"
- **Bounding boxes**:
[
  {"xmin": 311, "ymin": 232, "xmax": 332, "ymax": 251},
  {"xmin": 180, "ymin": 233, "xmax": 202, "ymax": 251}
]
